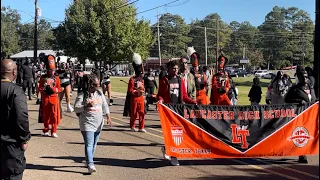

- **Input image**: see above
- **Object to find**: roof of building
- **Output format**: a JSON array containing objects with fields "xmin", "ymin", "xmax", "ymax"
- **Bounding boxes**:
[{"xmin": 10, "ymin": 50, "xmax": 62, "ymax": 59}]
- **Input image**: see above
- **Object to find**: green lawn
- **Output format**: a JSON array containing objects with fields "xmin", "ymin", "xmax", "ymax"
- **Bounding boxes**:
[{"xmin": 110, "ymin": 76, "xmax": 273, "ymax": 105}]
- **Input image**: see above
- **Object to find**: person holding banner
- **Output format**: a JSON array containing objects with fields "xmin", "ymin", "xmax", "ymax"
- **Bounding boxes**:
[
  {"xmin": 285, "ymin": 67, "xmax": 317, "ymax": 163},
  {"xmin": 157, "ymin": 60, "xmax": 197, "ymax": 166},
  {"xmin": 210, "ymin": 55, "xmax": 232, "ymax": 105}
]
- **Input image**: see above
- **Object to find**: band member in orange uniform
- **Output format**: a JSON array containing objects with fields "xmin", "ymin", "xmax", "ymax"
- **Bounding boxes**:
[
  {"xmin": 127, "ymin": 53, "xmax": 146, "ymax": 133},
  {"xmin": 210, "ymin": 55, "xmax": 232, "ymax": 105},
  {"xmin": 38, "ymin": 55, "xmax": 62, "ymax": 138},
  {"xmin": 187, "ymin": 46, "xmax": 210, "ymax": 105}
]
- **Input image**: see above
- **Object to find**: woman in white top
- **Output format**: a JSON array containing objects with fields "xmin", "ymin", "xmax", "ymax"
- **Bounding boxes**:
[{"xmin": 74, "ymin": 73, "xmax": 111, "ymax": 174}]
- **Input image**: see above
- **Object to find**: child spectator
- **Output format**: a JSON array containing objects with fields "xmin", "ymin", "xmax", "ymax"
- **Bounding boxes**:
[{"xmin": 248, "ymin": 76, "xmax": 262, "ymax": 105}]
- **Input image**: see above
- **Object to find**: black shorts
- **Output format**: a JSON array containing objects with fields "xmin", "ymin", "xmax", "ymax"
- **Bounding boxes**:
[
  {"xmin": 61, "ymin": 81, "xmax": 70, "ymax": 88},
  {"xmin": 104, "ymin": 81, "xmax": 111, "ymax": 86}
]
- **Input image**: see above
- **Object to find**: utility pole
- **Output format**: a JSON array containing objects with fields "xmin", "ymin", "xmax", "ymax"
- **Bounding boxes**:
[
  {"xmin": 302, "ymin": 35, "xmax": 305, "ymax": 66},
  {"xmin": 157, "ymin": 8, "xmax": 162, "ymax": 67},
  {"xmin": 33, "ymin": 0, "xmax": 38, "ymax": 64},
  {"xmin": 242, "ymin": 46, "xmax": 246, "ymax": 70},
  {"xmin": 204, "ymin": 27, "xmax": 208, "ymax": 66},
  {"xmin": 314, "ymin": 0, "xmax": 319, "ymax": 98},
  {"xmin": 216, "ymin": 19, "xmax": 219, "ymax": 68}
]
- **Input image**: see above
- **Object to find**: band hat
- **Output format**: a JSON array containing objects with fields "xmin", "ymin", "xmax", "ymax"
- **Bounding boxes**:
[{"xmin": 47, "ymin": 55, "xmax": 56, "ymax": 70}]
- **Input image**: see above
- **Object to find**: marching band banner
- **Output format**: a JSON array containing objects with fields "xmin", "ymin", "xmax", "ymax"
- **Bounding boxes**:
[{"xmin": 157, "ymin": 102, "xmax": 319, "ymax": 158}]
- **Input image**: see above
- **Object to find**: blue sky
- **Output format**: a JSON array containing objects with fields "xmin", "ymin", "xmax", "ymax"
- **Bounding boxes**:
[{"xmin": 2, "ymin": 0, "xmax": 316, "ymax": 27}]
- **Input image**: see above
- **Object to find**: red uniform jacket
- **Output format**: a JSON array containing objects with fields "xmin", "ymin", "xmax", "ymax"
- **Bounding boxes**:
[
  {"xmin": 39, "ymin": 75, "xmax": 62, "ymax": 124},
  {"xmin": 157, "ymin": 76, "xmax": 196, "ymax": 104},
  {"xmin": 210, "ymin": 73, "xmax": 232, "ymax": 105},
  {"xmin": 127, "ymin": 76, "xmax": 145, "ymax": 116}
]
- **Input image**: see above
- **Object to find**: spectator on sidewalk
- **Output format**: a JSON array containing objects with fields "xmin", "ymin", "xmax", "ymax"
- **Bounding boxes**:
[
  {"xmin": 74, "ymin": 73, "xmax": 111, "ymax": 174},
  {"xmin": 248, "ymin": 76, "xmax": 262, "ymax": 105},
  {"xmin": 227, "ymin": 71, "xmax": 238, "ymax": 105},
  {"xmin": 21, "ymin": 58, "xmax": 36, "ymax": 100},
  {"xmin": 270, "ymin": 71, "xmax": 286, "ymax": 104},
  {"xmin": 285, "ymin": 66, "xmax": 316, "ymax": 164},
  {"xmin": 1, "ymin": 59, "xmax": 31, "ymax": 180}
]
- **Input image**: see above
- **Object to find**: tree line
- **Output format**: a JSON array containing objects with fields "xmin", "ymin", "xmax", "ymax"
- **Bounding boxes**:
[{"xmin": 1, "ymin": 1, "xmax": 315, "ymax": 70}]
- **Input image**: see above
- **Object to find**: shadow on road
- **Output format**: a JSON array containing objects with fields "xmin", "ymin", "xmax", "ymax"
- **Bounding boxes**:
[
  {"xmin": 40, "ymin": 156, "xmax": 169, "ymax": 169},
  {"xmin": 67, "ymin": 141, "xmax": 163, "ymax": 147},
  {"xmin": 38, "ymin": 156, "xmax": 314, "ymax": 171},
  {"xmin": 188, "ymin": 163, "xmax": 319, "ymax": 180},
  {"xmin": 26, "ymin": 163, "xmax": 87, "ymax": 175}
]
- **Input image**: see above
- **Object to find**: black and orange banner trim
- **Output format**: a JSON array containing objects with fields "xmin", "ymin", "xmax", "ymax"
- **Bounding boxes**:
[{"xmin": 157, "ymin": 102, "xmax": 319, "ymax": 158}]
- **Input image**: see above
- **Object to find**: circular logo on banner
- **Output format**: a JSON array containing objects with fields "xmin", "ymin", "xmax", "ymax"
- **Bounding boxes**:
[{"xmin": 287, "ymin": 127, "xmax": 313, "ymax": 148}]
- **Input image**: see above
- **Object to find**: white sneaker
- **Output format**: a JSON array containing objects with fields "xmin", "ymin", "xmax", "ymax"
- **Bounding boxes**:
[
  {"xmin": 66, "ymin": 104, "xmax": 74, "ymax": 112},
  {"xmin": 131, "ymin": 128, "xmax": 137, "ymax": 132},
  {"xmin": 161, "ymin": 147, "xmax": 171, "ymax": 160},
  {"xmin": 170, "ymin": 157, "xmax": 180, "ymax": 166},
  {"xmin": 88, "ymin": 165, "xmax": 97, "ymax": 173},
  {"xmin": 138, "ymin": 129, "xmax": 147, "ymax": 133},
  {"xmin": 43, "ymin": 132, "xmax": 50, "ymax": 136},
  {"xmin": 52, "ymin": 133, "xmax": 58, "ymax": 138}
]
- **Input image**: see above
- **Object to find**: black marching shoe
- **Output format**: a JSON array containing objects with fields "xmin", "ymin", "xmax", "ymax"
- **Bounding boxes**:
[
  {"xmin": 36, "ymin": 98, "xmax": 40, "ymax": 104},
  {"xmin": 298, "ymin": 155, "xmax": 308, "ymax": 164}
]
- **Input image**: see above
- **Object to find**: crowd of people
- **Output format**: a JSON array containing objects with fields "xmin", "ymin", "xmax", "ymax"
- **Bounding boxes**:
[{"xmin": 0, "ymin": 46, "xmax": 318, "ymax": 179}]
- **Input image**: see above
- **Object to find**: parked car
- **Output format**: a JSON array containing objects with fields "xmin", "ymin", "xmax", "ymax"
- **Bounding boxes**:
[
  {"xmin": 255, "ymin": 70, "xmax": 269, "ymax": 77},
  {"xmin": 262, "ymin": 72, "xmax": 276, "ymax": 79},
  {"xmin": 230, "ymin": 69, "xmax": 248, "ymax": 77}
]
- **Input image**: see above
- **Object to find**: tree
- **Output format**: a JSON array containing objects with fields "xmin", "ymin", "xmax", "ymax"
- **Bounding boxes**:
[
  {"xmin": 258, "ymin": 6, "xmax": 314, "ymax": 69},
  {"xmin": 37, "ymin": 19, "xmax": 54, "ymax": 50},
  {"xmin": 53, "ymin": 0, "xmax": 153, "ymax": 66},
  {"xmin": 151, "ymin": 13, "xmax": 191, "ymax": 59},
  {"xmin": 1, "ymin": 6, "xmax": 21, "ymax": 58},
  {"xmin": 226, "ymin": 21, "xmax": 262, "ymax": 66},
  {"xmin": 188, "ymin": 13, "xmax": 232, "ymax": 65}
]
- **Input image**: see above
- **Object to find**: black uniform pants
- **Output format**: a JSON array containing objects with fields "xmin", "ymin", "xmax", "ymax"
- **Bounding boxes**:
[
  {"xmin": 0, "ymin": 142, "xmax": 26, "ymax": 180},
  {"xmin": 22, "ymin": 78, "xmax": 34, "ymax": 98},
  {"xmin": 145, "ymin": 86, "xmax": 155, "ymax": 105}
]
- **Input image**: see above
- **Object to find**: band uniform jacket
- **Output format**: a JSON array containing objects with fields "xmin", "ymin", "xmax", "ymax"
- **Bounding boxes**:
[
  {"xmin": 127, "ymin": 76, "xmax": 145, "ymax": 117},
  {"xmin": 210, "ymin": 73, "xmax": 232, "ymax": 105},
  {"xmin": 38, "ymin": 75, "xmax": 62, "ymax": 125}
]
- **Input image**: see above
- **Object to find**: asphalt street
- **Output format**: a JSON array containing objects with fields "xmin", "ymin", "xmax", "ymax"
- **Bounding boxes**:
[{"xmin": 23, "ymin": 92, "xmax": 319, "ymax": 180}]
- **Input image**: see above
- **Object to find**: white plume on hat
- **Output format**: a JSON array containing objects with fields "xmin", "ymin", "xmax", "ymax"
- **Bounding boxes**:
[
  {"xmin": 132, "ymin": 53, "xmax": 142, "ymax": 65},
  {"xmin": 187, "ymin": 46, "xmax": 196, "ymax": 56}
]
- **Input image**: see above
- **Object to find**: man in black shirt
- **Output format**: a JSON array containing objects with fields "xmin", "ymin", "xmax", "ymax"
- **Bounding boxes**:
[
  {"xmin": 1, "ymin": 59, "xmax": 31, "ymax": 180},
  {"xmin": 21, "ymin": 59, "xmax": 36, "ymax": 100}
]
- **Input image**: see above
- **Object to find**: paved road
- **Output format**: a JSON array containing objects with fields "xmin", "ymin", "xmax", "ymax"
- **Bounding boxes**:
[{"xmin": 23, "ymin": 93, "xmax": 319, "ymax": 180}]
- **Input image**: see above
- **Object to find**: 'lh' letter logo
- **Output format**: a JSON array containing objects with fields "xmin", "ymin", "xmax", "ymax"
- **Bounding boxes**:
[{"xmin": 231, "ymin": 124, "xmax": 250, "ymax": 149}]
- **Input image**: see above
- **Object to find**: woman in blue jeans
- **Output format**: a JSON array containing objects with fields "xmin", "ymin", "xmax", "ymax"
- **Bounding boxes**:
[{"xmin": 74, "ymin": 73, "xmax": 111, "ymax": 174}]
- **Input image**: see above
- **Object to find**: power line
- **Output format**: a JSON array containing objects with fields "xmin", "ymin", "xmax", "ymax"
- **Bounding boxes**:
[{"xmin": 135, "ymin": 0, "xmax": 181, "ymax": 15}]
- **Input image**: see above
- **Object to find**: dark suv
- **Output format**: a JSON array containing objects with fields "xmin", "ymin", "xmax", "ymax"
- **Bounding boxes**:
[{"xmin": 230, "ymin": 69, "xmax": 248, "ymax": 77}]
